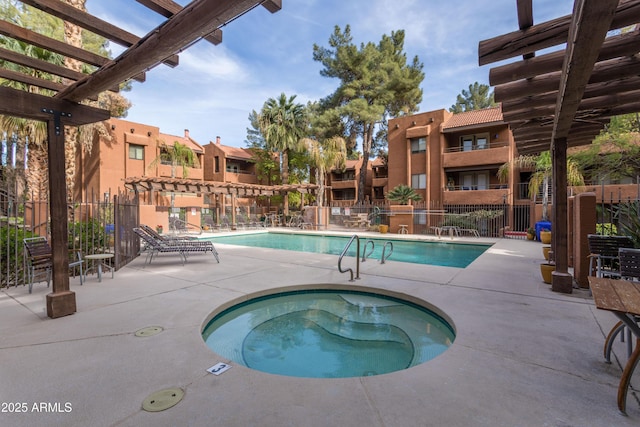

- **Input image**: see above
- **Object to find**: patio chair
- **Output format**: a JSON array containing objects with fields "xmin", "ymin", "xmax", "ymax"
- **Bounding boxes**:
[
  {"xmin": 23, "ymin": 237, "xmax": 84, "ymax": 293},
  {"xmin": 603, "ymin": 247, "xmax": 640, "ymax": 363},
  {"xmin": 133, "ymin": 227, "xmax": 219, "ymax": 265},
  {"xmin": 587, "ymin": 234, "xmax": 634, "ymax": 278}
]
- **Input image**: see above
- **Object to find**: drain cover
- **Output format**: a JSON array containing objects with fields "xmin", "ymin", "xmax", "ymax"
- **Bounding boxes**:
[
  {"xmin": 142, "ymin": 387, "xmax": 184, "ymax": 412},
  {"xmin": 134, "ymin": 326, "xmax": 164, "ymax": 337}
]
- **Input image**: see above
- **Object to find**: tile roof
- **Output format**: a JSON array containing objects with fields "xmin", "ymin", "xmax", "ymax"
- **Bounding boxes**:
[
  {"xmin": 217, "ymin": 144, "xmax": 254, "ymax": 160},
  {"xmin": 159, "ymin": 133, "xmax": 204, "ymax": 153},
  {"xmin": 442, "ymin": 105, "xmax": 504, "ymax": 130}
]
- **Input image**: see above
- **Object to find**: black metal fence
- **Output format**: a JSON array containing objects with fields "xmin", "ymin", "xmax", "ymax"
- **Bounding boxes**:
[{"xmin": 1, "ymin": 185, "xmax": 139, "ymax": 290}]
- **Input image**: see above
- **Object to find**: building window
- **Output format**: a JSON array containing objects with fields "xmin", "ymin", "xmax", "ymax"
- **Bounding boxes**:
[
  {"xmin": 214, "ymin": 156, "xmax": 219, "ymax": 173},
  {"xmin": 410, "ymin": 137, "xmax": 426, "ymax": 153},
  {"xmin": 411, "ymin": 173, "xmax": 426, "ymax": 189},
  {"xmin": 128, "ymin": 144, "xmax": 144, "ymax": 160},
  {"xmin": 461, "ymin": 171, "xmax": 490, "ymax": 190},
  {"xmin": 460, "ymin": 133, "xmax": 489, "ymax": 151}
]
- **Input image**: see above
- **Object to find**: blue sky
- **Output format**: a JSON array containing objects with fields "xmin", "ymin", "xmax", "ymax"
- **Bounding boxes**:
[{"xmin": 87, "ymin": 0, "xmax": 574, "ymax": 148}]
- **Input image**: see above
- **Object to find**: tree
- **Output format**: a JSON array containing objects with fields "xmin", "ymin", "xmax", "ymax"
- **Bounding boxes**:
[
  {"xmin": 259, "ymin": 93, "xmax": 306, "ymax": 215},
  {"xmin": 148, "ymin": 141, "xmax": 196, "ymax": 220},
  {"xmin": 449, "ymin": 82, "xmax": 496, "ymax": 113},
  {"xmin": 498, "ymin": 152, "xmax": 584, "ymax": 221},
  {"xmin": 386, "ymin": 184, "xmax": 422, "ymax": 205},
  {"xmin": 0, "ymin": 1, "xmax": 131, "ymax": 201},
  {"xmin": 571, "ymin": 114, "xmax": 640, "ymax": 184},
  {"xmin": 313, "ymin": 25, "xmax": 424, "ymax": 203}
]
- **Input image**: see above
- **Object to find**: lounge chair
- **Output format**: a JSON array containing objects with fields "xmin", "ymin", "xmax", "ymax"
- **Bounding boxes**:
[
  {"xmin": 133, "ymin": 227, "xmax": 219, "ymax": 265},
  {"xmin": 23, "ymin": 237, "xmax": 84, "ymax": 293}
]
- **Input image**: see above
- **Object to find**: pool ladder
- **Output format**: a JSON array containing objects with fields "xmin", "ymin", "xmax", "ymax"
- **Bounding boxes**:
[{"xmin": 338, "ymin": 235, "xmax": 394, "ymax": 281}]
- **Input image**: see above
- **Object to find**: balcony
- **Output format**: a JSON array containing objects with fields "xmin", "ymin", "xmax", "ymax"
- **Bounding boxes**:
[
  {"xmin": 331, "ymin": 179, "xmax": 357, "ymax": 190},
  {"xmin": 443, "ymin": 144, "xmax": 509, "ymax": 168},
  {"xmin": 443, "ymin": 185, "xmax": 509, "ymax": 205},
  {"xmin": 157, "ymin": 164, "xmax": 203, "ymax": 180},
  {"xmin": 372, "ymin": 176, "xmax": 388, "ymax": 188}
]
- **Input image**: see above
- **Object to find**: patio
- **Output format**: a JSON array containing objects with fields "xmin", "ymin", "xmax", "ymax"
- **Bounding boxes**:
[{"xmin": 0, "ymin": 234, "xmax": 638, "ymax": 426}]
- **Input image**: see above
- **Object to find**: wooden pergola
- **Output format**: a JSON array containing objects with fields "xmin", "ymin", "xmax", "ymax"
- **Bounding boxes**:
[
  {"xmin": 479, "ymin": 0, "xmax": 640, "ymax": 292},
  {"xmin": 124, "ymin": 176, "xmax": 318, "ymax": 197},
  {"xmin": 0, "ymin": 0, "xmax": 282, "ymax": 317}
]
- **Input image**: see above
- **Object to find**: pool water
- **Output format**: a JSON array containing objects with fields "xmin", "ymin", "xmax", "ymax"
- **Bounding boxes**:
[
  {"xmin": 202, "ymin": 290, "xmax": 455, "ymax": 378},
  {"xmin": 206, "ymin": 232, "xmax": 489, "ymax": 267}
]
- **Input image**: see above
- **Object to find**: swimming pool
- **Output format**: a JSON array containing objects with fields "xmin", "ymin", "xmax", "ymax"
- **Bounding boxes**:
[
  {"xmin": 206, "ymin": 232, "xmax": 489, "ymax": 267},
  {"xmin": 202, "ymin": 289, "xmax": 455, "ymax": 378}
]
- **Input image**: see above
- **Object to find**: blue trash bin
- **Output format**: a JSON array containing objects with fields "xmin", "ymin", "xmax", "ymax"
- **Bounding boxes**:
[{"xmin": 535, "ymin": 221, "xmax": 551, "ymax": 241}]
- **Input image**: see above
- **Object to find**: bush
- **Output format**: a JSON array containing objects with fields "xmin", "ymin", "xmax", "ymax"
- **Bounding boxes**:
[
  {"xmin": 596, "ymin": 223, "xmax": 617, "ymax": 236},
  {"xmin": 0, "ymin": 225, "xmax": 37, "ymax": 288}
]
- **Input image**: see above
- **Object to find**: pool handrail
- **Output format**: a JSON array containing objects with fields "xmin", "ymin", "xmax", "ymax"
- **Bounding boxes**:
[
  {"xmin": 380, "ymin": 241, "xmax": 394, "ymax": 264},
  {"xmin": 338, "ymin": 234, "xmax": 360, "ymax": 281},
  {"xmin": 361, "ymin": 239, "xmax": 375, "ymax": 262}
]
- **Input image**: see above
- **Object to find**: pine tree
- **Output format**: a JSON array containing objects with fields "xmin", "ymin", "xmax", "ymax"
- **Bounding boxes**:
[{"xmin": 313, "ymin": 25, "xmax": 424, "ymax": 203}]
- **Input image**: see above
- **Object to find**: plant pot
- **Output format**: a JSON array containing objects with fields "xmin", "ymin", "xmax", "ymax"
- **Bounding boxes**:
[
  {"xmin": 540, "ymin": 263, "xmax": 555, "ymax": 284},
  {"xmin": 540, "ymin": 230, "xmax": 552, "ymax": 244},
  {"xmin": 542, "ymin": 246, "xmax": 551, "ymax": 260},
  {"xmin": 526, "ymin": 233, "xmax": 535, "ymax": 241},
  {"xmin": 378, "ymin": 224, "xmax": 389, "ymax": 234}
]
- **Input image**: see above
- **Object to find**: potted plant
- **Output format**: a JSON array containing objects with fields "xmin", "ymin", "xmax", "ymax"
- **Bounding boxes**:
[
  {"xmin": 526, "ymin": 227, "xmax": 535, "ymax": 240},
  {"xmin": 156, "ymin": 225, "xmax": 163, "ymax": 234},
  {"xmin": 540, "ymin": 228, "xmax": 552, "ymax": 244},
  {"xmin": 386, "ymin": 184, "xmax": 422, "ymax": 205},
  {"xmin": 540, "ymin": 262, "xmax": 555, "ymax": 284}
]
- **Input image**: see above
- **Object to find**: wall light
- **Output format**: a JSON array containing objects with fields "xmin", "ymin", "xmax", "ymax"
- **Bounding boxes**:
[
  {"xmin": 111, "ymin": 124, "xmax": 116, "ymax": 130},
  {"xmin": 130, "ymin": 128, "xmax": 135, "ymax": 133},
  {"xmin": 147, "ymin": 131, "xmax": 152, "ymax": 137},
  {"xmin": 394, "ymin": 124, "xmax": 400, "ymax": 129}
]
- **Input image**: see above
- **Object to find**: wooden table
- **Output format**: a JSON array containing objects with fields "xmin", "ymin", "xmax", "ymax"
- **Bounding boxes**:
[
  {"xmin": 588, "ymin": 276, "xmax": 640, "ymax": 415},
  {"xmin": 84, "ymin": 253, "xmax": 114, "ymax": 282}
]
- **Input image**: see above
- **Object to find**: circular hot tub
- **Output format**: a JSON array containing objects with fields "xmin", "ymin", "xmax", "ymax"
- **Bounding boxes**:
[{"xmin": 202, "ymin": 288, "xmax": 455, "ymax": 378}]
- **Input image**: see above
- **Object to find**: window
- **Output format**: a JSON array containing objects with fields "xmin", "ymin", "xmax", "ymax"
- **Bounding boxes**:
[
  {"xmin": 128, "ymin": 144, "xmax": 144, "ymax": 160},
  {"xmin": 461, "ymin": 171, "xmax": 490, "ymax": 190},
  {"xmin": 411, "ymin": 173, "xmax": 426, "ymax": 189},
  {"xmin": 460, "ymin": 133, "xmax": 489, "ymax": 151},
  {"xmin": 214, "ymin": 156, "xmax": 219, "ymax": 173},
  {"xmin": 410, "ymin": 137, "xmax": 426, "ymax": 153}
]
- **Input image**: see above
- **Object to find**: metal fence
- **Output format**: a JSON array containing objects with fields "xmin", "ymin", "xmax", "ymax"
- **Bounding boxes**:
[
  {"xmin": 326, "ymin": 201, "xmax": 513, "ymax": 237},
  {"xmin": 1, "ymin": 185, "xmax": 139, "ymax": 290}
]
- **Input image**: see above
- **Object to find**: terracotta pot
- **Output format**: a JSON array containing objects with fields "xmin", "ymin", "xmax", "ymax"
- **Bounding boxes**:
[
  {"xmin": 378, "ymin": 224, "xmax": 389, "ymax": 234},
  {"xmin": 526, "ymin": 233, "xmax": 535, "ymax": 241},
  {"xmin": 540, "ymin": 230, "xmax": 552, "ymax": 244},
  {"xmin": 542, "ymin": 246, "xmax": 551, "ymax": 260},
  {"xmin": 540, "ymin": 263, "xmax": 555, "ymax": 284}
]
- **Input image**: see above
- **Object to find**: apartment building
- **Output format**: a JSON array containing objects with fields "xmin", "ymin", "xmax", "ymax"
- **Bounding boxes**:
[
  {"xmin": 326, "ymin": 158, "xmax": 372, "ymax": 206},
  {"xmin": 387, "ymin": 106, "xmax": 527, "ymax": 231}
]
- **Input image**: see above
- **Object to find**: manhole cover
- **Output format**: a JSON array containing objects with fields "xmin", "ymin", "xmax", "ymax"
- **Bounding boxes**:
[
  {"xmin": 134, "ymin": 326, "xmax": 164, "ymax": 337},
  {"xmin": 142, "ymin": 387, "xmax": 184, "ymax": 412}
]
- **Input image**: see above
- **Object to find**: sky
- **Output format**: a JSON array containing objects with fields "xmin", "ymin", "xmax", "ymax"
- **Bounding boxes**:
[{"xmin": 87, "ymin": 0, "xmax": 575, "ymax": 148}]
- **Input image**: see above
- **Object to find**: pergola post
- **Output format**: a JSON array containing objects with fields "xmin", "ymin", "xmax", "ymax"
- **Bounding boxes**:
[
  {"xmin": 45, "ymin": 115, "xmax": 75, "ymax": 318},
  {"xmin": 551, "ymin": 136, "xmax": 572, "ymax": 293}
]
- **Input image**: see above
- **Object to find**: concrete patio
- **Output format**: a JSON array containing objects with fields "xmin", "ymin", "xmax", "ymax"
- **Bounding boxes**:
[{"xmin": 0, "ymin": 234, "xmax": 638, "ymax": 426}]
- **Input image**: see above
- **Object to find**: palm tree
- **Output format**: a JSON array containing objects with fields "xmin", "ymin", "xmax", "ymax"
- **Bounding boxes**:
[
  {"xmin": 148, "ymin": 141, "xmax": 196, "ymax": 223},
  {"xmin": 259, "ymin": 93, "xmax": 306, "ymax": 215},
  {"xmin": 498, "ymin": 151, "xmax": 584, "ymax": 221},
  {"xmin": 386, "ymin": 184, "xmax": 422, "ymax": 205},
  {"xmin": 303, "ymin": 136, "xmax": 347, "ymax": 207}
]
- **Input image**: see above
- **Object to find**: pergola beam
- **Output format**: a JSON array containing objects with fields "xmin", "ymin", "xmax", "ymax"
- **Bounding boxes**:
[
  {"xmin": 494, "ymin": 55, "xmax": 640, "ymax": 103},
  {"xmin": 489, "ymin": 28, "xmax": 640, "ymax": 86},
  {"xmin": 478, "ymin": 0, "xmax": 640, "ymax": 66},
  {"xmin": 56, "ymin": 0, "xmax": 276, "ymax": 102},
  {"xmin": 21, "ymin": 0, "xmax": 180, "ymax": 67}
]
